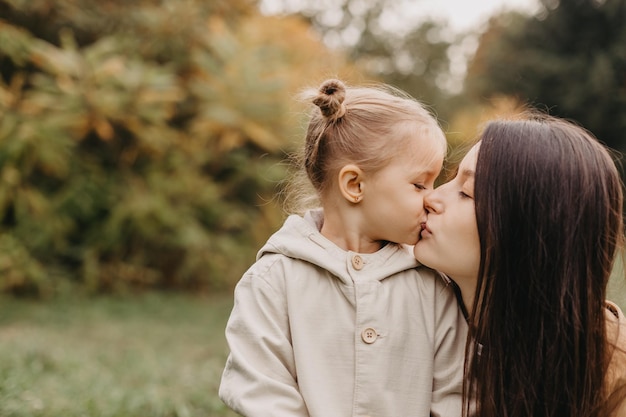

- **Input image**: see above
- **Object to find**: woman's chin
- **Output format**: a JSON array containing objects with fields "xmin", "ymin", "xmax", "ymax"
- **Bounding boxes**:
[{"xmin": 412, "ymin": 243, "xmax": 428, "ymax": 264}]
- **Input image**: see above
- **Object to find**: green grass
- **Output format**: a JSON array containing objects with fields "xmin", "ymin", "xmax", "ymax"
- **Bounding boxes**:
[
  {"xmin": 0, "ymin": 273, "xmax": 624, "ymax": 417},
  {"xmin": 0, "ymin": 293, "xmax": 240, "ymax": 417}
]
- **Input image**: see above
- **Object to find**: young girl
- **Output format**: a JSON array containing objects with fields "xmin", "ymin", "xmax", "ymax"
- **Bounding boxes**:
[
  {"xmin": 219, "ymin": 79, "xmax": 467, "ymax": 417},
  {"xmin": 415, "ymin": 114, "xmax": 626, "ymax": 417}
]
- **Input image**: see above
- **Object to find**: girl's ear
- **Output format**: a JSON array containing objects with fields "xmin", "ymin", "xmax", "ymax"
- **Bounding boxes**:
[{"xmin": 338, "ymin": 164, "xmax": 364, "ymax": 203}]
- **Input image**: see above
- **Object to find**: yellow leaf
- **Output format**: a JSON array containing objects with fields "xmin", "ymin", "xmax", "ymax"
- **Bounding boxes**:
[{"xmin": 94, "ymin": 117, "xmax": 114, "ymax": 141}]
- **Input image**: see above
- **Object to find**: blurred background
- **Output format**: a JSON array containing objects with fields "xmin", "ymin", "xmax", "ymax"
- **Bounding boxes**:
[{"xmin": 0, "ymin": 0, "xmax": 624, "ymax": 415}]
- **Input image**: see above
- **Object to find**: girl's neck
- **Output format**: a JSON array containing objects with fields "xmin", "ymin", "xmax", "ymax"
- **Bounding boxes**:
[{"xmin": 320, "ymin": 208, "xmax": 382, "ymax": 253}]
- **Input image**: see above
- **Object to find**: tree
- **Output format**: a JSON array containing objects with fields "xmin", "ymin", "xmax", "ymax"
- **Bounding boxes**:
[
  {"xmin": 0, "ymin": 0, "xmax": 354, "ymax": 295},
  {"xmin": 261, "ymin": 0, "xmax": 457, "ymax": 118},
  {"xmin": 465, "ymin": 0, "xmax": 626, "ymax": 152}
]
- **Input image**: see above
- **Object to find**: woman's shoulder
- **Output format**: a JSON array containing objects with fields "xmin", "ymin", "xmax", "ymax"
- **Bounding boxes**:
[
  {"xmin": 605, "ymin": 300, "xmax": 626, "ymax": 416},
  {"xmin": 605, "ymin": 301, "xmax": 626, "ymax": 356},
  {"xmin": 605, "ymin": 300, "xmax": 626, "ymax": 343},
  {"xmin": 606, "ymin": 300, "xmax": 624, "ymax": 320}
]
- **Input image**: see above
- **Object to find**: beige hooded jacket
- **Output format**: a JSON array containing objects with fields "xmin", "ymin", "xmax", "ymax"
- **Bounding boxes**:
[{"xmin": 219, "ymin": 210, "xmax": 468, "ymax": 417}]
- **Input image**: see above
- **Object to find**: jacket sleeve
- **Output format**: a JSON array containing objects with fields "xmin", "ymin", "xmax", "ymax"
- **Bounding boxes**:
[
  {"xmin": 430, "ymin": 276, "xmax": 469, "ymax": 417},
  {"xmin": 219, "ymin": 256, "xmax": 310, "ymax": 417}
]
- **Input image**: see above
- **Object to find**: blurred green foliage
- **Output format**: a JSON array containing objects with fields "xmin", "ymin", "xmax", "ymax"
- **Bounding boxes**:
[
  {"xmin": 289, "ymin": 0, "xmax": 457, "ymax": 117},
  {"xmin": 279, "ymin": 0, "xmax": 626, "ymax": 152},
  {"xmin": 5, "ymin": 0, "xmax": 625, "ymax": 297},
  {"xmin": 0, "ymin": 0, "xmax": 312, "ymax": 296},
  {"xmin": 465, "ymin": 0, "xmax": 626, "ymax": 153}
]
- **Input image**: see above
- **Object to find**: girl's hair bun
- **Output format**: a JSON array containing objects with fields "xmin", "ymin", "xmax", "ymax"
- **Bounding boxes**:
[{"xmin": 313, "ymin": 79, "xmax": 347, "ymax": 121}]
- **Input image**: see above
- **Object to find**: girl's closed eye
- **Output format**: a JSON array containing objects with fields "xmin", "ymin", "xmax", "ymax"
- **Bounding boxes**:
[
  {"xmin": 414, "ymin": 184, "xmax": 426, "ymax": 190},
  {"xmin": 459, "ymin": 191, "xmax": 473, "ymax": 199}
]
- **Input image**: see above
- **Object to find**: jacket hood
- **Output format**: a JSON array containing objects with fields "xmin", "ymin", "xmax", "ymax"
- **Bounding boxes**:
[{"xmin": 257, "ymin": 209, "xmax": 420, "ymax": 285}]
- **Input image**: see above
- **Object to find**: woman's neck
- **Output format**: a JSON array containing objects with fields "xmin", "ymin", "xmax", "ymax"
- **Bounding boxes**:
[{"xmin": 453, "ymin": 276, "xmax": 477, "ymax": 317}]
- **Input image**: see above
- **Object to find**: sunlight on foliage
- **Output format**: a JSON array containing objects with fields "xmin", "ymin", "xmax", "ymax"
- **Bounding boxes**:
[{"xmin": 0, "ymin": 0, "xmax": 358, "ymax": 295}]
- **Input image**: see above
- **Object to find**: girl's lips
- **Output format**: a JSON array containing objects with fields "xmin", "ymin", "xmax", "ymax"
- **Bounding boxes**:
[{"xmin": 420, "ymin": 222, "xmax": 433, "ymax": 237}]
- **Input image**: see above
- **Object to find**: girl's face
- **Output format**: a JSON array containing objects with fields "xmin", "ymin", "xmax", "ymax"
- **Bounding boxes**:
[
  {"xmin": 359, "ymin": 136, "xmax": 444, "ymax": 246},
  {"xmin": 414, "ymin": 143, "xmax": 481, "ymax": 282}
]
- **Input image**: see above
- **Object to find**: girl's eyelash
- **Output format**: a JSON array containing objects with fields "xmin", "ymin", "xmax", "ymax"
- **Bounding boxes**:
[
  {"xmin": 459, "ymin": 191, "xmax": 472, "ymax": 199},
  {"xmin": 414, "ymin": 184, "xmax": 426, "ymax": 190}
]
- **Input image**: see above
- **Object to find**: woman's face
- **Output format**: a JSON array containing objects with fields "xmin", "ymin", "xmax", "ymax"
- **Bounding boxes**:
[{"xmin": 413, "ymin": 143, "xmax": 481, "ymax": 283}]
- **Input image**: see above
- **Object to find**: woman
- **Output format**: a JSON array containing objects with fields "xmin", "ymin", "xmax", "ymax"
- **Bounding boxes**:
[{"xmin": 414, "ymin": 114, "xmax": 626, "ymax": 417}]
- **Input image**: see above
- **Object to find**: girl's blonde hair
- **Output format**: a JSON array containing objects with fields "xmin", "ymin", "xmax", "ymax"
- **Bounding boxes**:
[{"xmin": 287, "ymin": 79, "xmax": 445, "ymax": 213}]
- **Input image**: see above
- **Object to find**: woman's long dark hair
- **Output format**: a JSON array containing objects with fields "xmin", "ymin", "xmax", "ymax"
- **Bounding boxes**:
[{"xmin": 466, "ymin": 115, "xmax": 624, "ymax": 417}]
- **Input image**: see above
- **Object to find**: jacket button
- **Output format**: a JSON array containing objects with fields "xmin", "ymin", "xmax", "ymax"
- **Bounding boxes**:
[
  {"xmin": 351, "ymin": 255, "xmax": 364, "ymax": 270},
  {"xmin": 361, "ymin": 327, "xmax": 377, "ymax": 344}
]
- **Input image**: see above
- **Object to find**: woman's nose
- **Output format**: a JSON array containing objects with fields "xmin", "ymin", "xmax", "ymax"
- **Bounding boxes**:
[{"xmin": 423, "ymin": 188, "xmax": 443, "ymax": 214}]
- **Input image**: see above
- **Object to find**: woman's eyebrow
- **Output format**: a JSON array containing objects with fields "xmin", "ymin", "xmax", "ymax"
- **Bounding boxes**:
[{"xmin": 461, "ymin": 168, "xmax": 475, "ymax": 178}]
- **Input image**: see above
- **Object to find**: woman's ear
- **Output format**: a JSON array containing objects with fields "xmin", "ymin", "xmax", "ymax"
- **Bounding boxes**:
[{"xmin": 338, "ymin": 164, "xmax": 364, "ymax": 203}]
